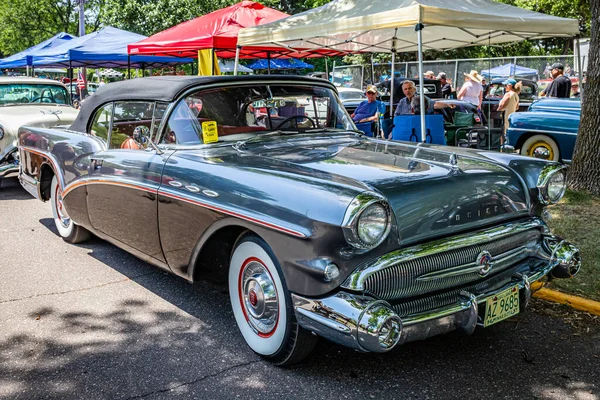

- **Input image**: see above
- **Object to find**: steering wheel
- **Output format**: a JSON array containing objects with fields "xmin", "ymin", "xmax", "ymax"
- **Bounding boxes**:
[
  {"xmin": 31, "ymin": 90, "xmax": 55, "ymax": 104},
  {"xmin": 275, "ymin": 115, "xmax": 317, "ymax": 129}
]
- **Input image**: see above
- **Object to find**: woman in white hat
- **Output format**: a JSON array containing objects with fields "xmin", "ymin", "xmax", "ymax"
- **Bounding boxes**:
[{"xmin": 457, "ymin": 70, "xmax": 483, "ymax": 109}]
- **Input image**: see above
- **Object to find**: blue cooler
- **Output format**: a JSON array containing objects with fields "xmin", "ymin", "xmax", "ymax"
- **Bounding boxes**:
[{"xmin": 391, "ymin": 115, "xmax": 445, "ymax": 144}]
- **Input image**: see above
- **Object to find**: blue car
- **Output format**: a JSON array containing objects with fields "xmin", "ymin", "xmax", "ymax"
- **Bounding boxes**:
[{"xmin": 506, "ymin": 98, "xmax": 581, "ymax": 162}]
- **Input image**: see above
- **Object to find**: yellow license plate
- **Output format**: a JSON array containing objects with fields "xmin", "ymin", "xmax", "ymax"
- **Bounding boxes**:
[{"xmin": 484, "ymin": 285, "xmax": 520, "ymax": 327}]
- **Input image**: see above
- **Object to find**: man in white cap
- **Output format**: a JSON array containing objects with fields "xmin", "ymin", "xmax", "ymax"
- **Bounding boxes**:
[{"xmin": 350, "ymin": 85, "xmax": 385, "ymax": 123}]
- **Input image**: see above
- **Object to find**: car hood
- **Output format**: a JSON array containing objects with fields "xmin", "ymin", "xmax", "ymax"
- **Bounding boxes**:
[
  {"xmin": 216, "ymin": 135, "xmax": 531, "ymax": 245},
  {"xmin": 0, "ymin": 105, "xmax": 79, "ymax": 131}
]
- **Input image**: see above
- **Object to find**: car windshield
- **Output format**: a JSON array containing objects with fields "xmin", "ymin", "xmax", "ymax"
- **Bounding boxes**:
[
  {"xmin": 0, "ymin": 83, "xmax": 70, "ymax": 105},
  {"xmin": 159, "ymin": 83, "xmax": 354, "ymax": 145},
  {"xmin": 339, "ymin": 91, "xmax": 366, "ymax": 101},
  {"xmin": 488, "ymin": 83, "xmax": 535, "ymax": 99}
]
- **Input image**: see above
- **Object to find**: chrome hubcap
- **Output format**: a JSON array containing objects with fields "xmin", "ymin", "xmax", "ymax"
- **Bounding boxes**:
[
  {"xmin": 55, "ymin": 184, "xmax": 70, "ymax": 228},
  {"xmin": 530, "ymin": 144, "xmax": 552, "ymax": 160},
  {"xmin": 240, "ymin": 260, "xmax": 278, "ymax": 335}
]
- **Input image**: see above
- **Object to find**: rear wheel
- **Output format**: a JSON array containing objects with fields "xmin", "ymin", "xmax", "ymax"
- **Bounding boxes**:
[
  {"xmin": 229, "ymin": 234, "xmax": 317, "ymax": 366},
  {"xmin": 520, "ymin": 134, "xmax": 560, "ymax": 162},
  {"xmin": 50, "ymin": 175, "xmax": 90, "ymax": 243}
]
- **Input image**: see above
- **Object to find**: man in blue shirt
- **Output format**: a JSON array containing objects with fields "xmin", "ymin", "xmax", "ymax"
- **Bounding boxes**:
[{"xmin": 351, "ymin": 85, "xmax": 385, "ymax": 123}]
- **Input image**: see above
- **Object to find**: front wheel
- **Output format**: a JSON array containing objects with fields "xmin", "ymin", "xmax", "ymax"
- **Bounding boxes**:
[
  {"xmin": 520, "ymin": 134, "xmax": 560, "ymax": 162},
  {"xmin": 229, "ymin": 234, "xmax": 317, "ymax": 366},
  {"xmin": 50, "ymin": 175, "xmax": 90, "ymax": 243}
]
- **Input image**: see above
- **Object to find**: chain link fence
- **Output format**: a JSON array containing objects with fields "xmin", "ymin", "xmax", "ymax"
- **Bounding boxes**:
[{"xmin": 366, "ymin": 55, "xmax": 585, "ymax": 94}]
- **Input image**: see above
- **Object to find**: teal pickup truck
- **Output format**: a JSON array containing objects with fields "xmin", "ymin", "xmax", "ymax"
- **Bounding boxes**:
[{"xmin": 506, "ymin": 98, "xmax": 581, "ymax": 163}]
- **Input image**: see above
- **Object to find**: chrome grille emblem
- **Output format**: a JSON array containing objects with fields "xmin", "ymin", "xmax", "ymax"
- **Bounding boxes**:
[{"xmin": 476, "ymin": 250, "xmax": 494, "ymax": 277}]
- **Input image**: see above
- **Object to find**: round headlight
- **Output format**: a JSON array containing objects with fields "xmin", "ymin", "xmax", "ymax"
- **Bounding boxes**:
[
  {"xmin": 357, "ymin": 203, "xmax": 389, "ymax": 246},
  {"xmin": 547, "ymin": 170, "xmax": 566, "ymax": 203},
  {"xmin": 537, "ymin": 165, "xmax": 567, "ymax": 205}
]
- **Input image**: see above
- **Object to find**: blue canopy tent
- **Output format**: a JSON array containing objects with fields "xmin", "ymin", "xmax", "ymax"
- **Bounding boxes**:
[
  {"xmin": 480, "ymin": 63, "xmax": 539, "ymax": 79},
  {"xmin": 248, "ymin": 58, "xmax": 314, "ymax": 70},
  {"xmin": 0, "ymin": 32, "xmax": 74, "ymax": 69},
  {"xmin": 31, "ymin": 27, "xmax": 193, "ymax": 69}
]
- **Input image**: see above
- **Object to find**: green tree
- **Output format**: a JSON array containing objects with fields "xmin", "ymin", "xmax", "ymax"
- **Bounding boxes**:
[
  {"xmin": 0, "ymin": 0, "xmax": 102, "ymax": 56},
  {"xmin": 568, "ymin": 0, "xmax": 599, "ymax": 195},
  {"xmin": 98, "ymin": 0, "xmax": 237, "ymax": 37}
]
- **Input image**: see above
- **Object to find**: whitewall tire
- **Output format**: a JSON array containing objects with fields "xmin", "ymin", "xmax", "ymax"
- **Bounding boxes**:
[
  {"xmin": 520, "ymin": 134, "xmax": 560, "ymax": 162},
  {"xmin": 50, "ymin": 175, "xmax": 90, "ymax": 243},
  {"xmin": 229, "ymin": 234, "xmax": 317, "ymax": 366}
]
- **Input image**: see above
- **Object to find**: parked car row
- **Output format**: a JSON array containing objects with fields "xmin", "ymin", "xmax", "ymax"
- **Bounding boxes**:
[{"xmin": 10, "ymin": 74, "xmax": 581, "ymax": 366}]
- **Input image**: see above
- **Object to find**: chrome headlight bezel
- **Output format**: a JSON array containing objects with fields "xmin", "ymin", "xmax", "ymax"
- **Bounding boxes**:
[
  {"xmin": 537, "ymin": 164, "xmax": 567, "ymax": 205},
  {"xmin": 342, "ymin": 192, "xmax": 392, "ymax": 250},
  {"xmin": 0, "ymin": 125, "xmax": 4, "ymax": 140}
]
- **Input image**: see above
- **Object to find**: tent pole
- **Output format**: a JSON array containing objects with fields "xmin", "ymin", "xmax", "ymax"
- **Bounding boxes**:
[
  {"xmin": 416, "ymin": 23, "xmax": 426, "ymax": 142},
  {"xmin": 576, "ymin": 37, "xmax": 583, "ymax": 96},
  {"xmin": 390, "ymin": 52, "xmax": 395, "ymax": 120},
  {"xmin": 325, "ymin": 57, "xmax": 329, "ymax": 80},
  {"xmin": 370, "ymin": 54, "xmax": 375, "ymax": 84},
  {"xmin": 267, "ymin": 52, "xmax": 271, "ymax": 75},
  {"xmin": 127, "ymin": 55, "xmax": 131, "ymax": 79},
  {"xmin": 234, "ymin": 46, "xmax": 241, "ymax": 76}
]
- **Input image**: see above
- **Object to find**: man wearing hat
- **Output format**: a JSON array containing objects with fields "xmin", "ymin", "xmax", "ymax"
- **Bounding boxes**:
[
  {"xmin": 350, "ymin": 85, "xmax": 385, "ymax": 123},
  {"xmin": 437, "ymin": 72, "xmax": 453, "ymax": 98},
  {"xmin": 571, "ymin": 81, "xmax": 580, "ymax": 98},
  {"xmin": 540, "ymin": 63, "xmax": 571, "ymax": 98}
]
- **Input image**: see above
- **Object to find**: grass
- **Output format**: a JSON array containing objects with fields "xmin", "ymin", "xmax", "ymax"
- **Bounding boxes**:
[{"xmin": 545, "ymin": 190, "xmax": 600, "ymax": 302}]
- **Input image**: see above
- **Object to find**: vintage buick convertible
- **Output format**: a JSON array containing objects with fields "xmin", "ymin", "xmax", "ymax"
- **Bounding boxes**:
[
  {"xmin": 0, "ymin": 77, "xmax": 78, "ymax": 182},
  {"xmin": 18, "ymin": 75, "xmax": 580, "ymax": 365}
]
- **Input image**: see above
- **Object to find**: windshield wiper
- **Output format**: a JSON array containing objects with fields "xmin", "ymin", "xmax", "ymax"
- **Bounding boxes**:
[{"xmin": 233, "ymin": 130, "xmax": 299, "ymax": 151}]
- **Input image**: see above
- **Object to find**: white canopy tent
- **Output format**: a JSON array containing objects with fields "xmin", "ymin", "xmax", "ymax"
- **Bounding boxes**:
[{"xmin": 237, "ymin": 0, "xmax": 580, "ymax": 141}]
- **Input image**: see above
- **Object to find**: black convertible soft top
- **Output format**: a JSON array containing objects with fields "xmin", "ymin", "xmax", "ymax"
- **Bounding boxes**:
[{"xmin": 69, "ymin": 75, "xmax": 334, "ymax": 132}]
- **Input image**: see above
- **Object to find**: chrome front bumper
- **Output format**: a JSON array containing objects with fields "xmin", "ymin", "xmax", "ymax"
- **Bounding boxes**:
[{"xmin": 293, "ymin": 237, "xmax": 580, "ymax": 353}]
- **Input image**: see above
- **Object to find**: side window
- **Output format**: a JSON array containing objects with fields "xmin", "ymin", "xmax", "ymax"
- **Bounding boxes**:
[
  {"xmin": 89, "ymin": 103, "xmax": 113, "ymax": 141},
  {"xmin": 111, "ymin": 101, "xmax": 154, "ymax": 150},
  {"xmin": 152, "ymin": 102, "xmax": 168, "ymax": 140},
  {"xmin": 161, "ymin": 100, "xmax": 202, "ymax": 145}
]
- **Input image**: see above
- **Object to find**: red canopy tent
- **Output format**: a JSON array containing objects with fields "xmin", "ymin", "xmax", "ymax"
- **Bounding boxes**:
[{"xmin": 128, "ymin": 1, "xmax": 343, "ymax": 59}]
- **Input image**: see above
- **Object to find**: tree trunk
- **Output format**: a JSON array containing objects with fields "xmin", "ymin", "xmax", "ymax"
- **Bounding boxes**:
[{"xmin": 567, "ymin": 0, "xmax": 600, "ymax": 194}]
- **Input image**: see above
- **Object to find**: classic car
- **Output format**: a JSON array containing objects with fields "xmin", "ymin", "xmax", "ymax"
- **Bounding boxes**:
[
  {"xmin": 337, "ymin": 87, "xmax": 367, "ymax": 103},
  {"xmin": 482, "ymin": 78, "xmax": 538, "ymax": 129},
  {"xmin": 0, "ymin": 77, "xmax": 78, "ymax": 182},
  {"xmin": 506, "ymin": 98, "xmax": 581, "ymax": 162},
  {"xmin": 18, "ymin": 75, "xmax": 580, "ymax": 366}
]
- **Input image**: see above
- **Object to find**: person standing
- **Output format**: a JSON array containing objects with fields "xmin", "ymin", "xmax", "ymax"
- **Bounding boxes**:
[
  {"xmin": 571, "ymin": 82, "xmax": 581, "ymax": 98},
  {"xmin": 497, "ymin": 78, "xmax": 522, "ymax": 136},
  {"xmin": 457, "ymin": 70, "xmax": 483, "ymax": 109},
  {"xmin": 540, "ymin": 63, "xmax": 571, "ymax": 98},
  {"xmin": 437, "ymin": 72, "xmax": 453, "ymax": 98}
]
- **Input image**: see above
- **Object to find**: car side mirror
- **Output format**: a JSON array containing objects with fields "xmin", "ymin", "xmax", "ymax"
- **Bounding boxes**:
[{"xmin": 132, "ymin": 125, "xmax": 163, "ymax": 155}]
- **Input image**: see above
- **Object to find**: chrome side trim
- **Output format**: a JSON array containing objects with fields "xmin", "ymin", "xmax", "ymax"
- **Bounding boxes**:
[
  {"xmin": 159, "ymin": 186, "xmax": 307, "ymax": 239},
  {"xmin": 342, "ymin": 218, "xmax": 545, "ymax": 291},
  {"xmin": 508, "ymin": 127, "xmax": 578, "ymax": 136}
]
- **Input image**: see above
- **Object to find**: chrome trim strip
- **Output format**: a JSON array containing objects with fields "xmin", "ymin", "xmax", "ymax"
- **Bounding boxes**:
[
  {"xmin": 508, "ymin": 127, "xmax": 578, "ymax": 136},
  {"xmin": 342, "ymin": 218, "xmax": 545, "ymax": 291},
  {"xmin": 159, "ymin": 186, "xmax": 307, "ymax": 239},
  {"xmin": 531, "ymin": 106, "xmax": 581, "ymax": 112},
  {"xmin": 62, "ymin": 177, "xmax": 158, "ymax": 198}
]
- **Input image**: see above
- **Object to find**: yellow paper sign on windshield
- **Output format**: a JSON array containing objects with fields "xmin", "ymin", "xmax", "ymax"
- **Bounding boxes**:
[{"xmin": 202, "ymin": 121, "xmax": 218, "ymax": 144}]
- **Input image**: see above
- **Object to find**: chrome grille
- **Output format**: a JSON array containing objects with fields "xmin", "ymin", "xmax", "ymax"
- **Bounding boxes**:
[
  {"xmin": 391, "ymin": 260, "xmax": 536, "ymax": 317},
  {"xmin": 364, "ymin": 229, "xmax": 541, "ymax": 301}
]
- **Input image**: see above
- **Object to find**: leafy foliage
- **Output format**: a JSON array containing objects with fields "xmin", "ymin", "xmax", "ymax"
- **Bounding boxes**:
[{"xmin": 0, "ymin": 0, "xmax": 102, "ymax": 56}]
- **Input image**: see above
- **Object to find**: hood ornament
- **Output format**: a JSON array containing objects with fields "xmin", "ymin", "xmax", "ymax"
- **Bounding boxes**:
[{"xmin": 39, "ymin": 109, "xmax": 63, "ymax": 116}]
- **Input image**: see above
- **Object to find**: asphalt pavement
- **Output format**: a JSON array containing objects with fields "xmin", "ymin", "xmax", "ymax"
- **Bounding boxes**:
[{"xmin": 1, "ymin": 177, "xmax": 599, "ymax": 400}]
